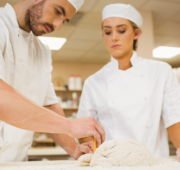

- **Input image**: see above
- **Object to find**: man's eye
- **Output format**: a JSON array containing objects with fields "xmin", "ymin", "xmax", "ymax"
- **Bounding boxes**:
[
  {"xmin": 55, "ymin": 8, "xmax": 61, "ymax": 15},
  {"xmin": 105, "ymin": 32, "xmax": 111, "ymax": 35}
]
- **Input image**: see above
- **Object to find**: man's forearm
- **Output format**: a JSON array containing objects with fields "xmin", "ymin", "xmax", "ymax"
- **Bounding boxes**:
[
  {"xmin": 45, "ymin": 104, "xmax": 78, "ymax": 158},
  {"xmin": 49, "ymin": 133, "xmax": 77, "ymax": 157},
  {"xmin": 0, "ymin": 80, "xmax": 70, "ymax": 134},
  {"xmin": 167, "ymin": 122, "xmax": 180, "ymax": 149}
]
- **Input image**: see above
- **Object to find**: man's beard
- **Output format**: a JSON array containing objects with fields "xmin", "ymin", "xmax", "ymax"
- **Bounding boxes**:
[{"xmin": 26, "ymin": 0, "xmax": 54, "ymax": 36}]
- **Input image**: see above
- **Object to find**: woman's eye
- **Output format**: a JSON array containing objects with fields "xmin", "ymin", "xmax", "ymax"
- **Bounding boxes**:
[
  {"xmin": 105, "ymin": 32, "xmax": 111, "ymax": 35},
  {"xmin": 119, "ymin": 30, "xmax": 126, "ymax": 34}
]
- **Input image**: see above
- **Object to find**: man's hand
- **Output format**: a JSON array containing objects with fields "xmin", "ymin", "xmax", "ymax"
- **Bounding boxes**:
[
  {"xmin": 45, "ymin": 104, "xmax": 104, "ymax": 159},
  {"xmin": 72, "ymin": 141, "xmax": 94, "ymax": 160},
  {"xmin": 177, "ymin": 148, "xmax": 180, "ymax": 162},
  {"xmin": 68, "ymin": 117, "xmax": 105, "ymax": 147}
]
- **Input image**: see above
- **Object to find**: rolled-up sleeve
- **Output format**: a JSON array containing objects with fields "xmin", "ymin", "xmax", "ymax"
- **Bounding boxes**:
[
  {"xmin": 162, "ymin": 65, "xmax": 180, "ymax": 128},
  {"xmin": 0, "ymin": 26, "xmax": 6, "ymax": 81},
  {"xmin": 43, "ymin": 58, "xmax": 58, "ymax": 106}
]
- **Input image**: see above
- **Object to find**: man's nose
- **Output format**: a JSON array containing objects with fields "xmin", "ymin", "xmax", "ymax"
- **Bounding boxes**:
[{"xmin": 53, "ymin": 19, "xmax": 63, "ymax": 31}]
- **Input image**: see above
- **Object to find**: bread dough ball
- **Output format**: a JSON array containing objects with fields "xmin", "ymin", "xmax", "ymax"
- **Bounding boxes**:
[
  {"xmin": 90, "ymin": 139, "xmax": 153, "ymax": 167},
  {"xmin": 78, "ymin": 154, "xmax": 93, "ymax": 166}
]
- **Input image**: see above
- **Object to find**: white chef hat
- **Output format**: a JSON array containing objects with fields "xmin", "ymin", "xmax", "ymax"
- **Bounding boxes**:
[
  {"xmin": 102, "ymin": 4, "xmax": 143, "ymax": 28},
  {"xmin": 67, "ymin": 0, "xmax": 84, "ymax": 12}
]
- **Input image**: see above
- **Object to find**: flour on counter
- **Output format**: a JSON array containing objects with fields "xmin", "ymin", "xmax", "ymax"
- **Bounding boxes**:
[
  {"xmin": 1, "ymin": 140, "xmax": 178, "ymax": 170},
  {"xmin": 0, "ymin": 157, "xmax": 180, "ymax": 170}
]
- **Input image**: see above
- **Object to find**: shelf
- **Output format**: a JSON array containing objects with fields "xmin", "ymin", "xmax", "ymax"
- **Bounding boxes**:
[
  {"xmin": 62, "ymin": 107, "xmax": 79, "ymax": 110},
  {"xmin": 28, "ymin": 146, "xmax": 68, "ymax": 156},
  {"xmin": 33, "ymin": 138, "xmax": 54, "ymax": 143},
  {"xmin": 54, "ymin": 87, "xmax": 82, "ymax": 92},
  {"xmin": 54, "ymin": 87, "xmax": 66, "ymax": 91}
]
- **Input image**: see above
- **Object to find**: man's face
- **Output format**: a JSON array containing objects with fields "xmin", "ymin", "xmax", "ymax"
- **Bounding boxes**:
[{"xmin": 27, "ymin": 0, "xmax": 76, "ymax": 36}]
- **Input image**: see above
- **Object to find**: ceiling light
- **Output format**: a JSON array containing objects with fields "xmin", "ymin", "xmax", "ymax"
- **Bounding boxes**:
[
  {"xmin": 153, "ymin": 46, "xmax": 180, "ymax": 59},
  {"xmin": 38, "ymin": 37, "xmax": 67, "ymax": 50}
]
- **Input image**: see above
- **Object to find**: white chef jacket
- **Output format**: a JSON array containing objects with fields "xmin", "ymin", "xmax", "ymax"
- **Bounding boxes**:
[
  {"xmin": 0, "ymin": 4, "xmax": 58, "ymax": 162},
  {"xmin": 77, "ymin": 51, "xmax": 180, "ymax": 157}
]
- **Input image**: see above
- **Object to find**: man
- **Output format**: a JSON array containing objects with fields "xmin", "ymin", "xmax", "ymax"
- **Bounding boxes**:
[{"xmin": 0, "ymin": 0, "xmax": 105, "ymax": 162}]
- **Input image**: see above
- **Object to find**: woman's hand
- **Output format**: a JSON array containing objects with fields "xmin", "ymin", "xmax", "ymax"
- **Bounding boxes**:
[
  {"xmin": 72, "ymin": 141, "xmax": 94, "ymax": 160},
  {"xmin": 177, "ymin": 148, "xmax": 180, "ymax": 162}
]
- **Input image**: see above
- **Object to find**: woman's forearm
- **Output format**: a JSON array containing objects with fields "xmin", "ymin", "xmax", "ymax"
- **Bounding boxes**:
[
  {"xmin": 167, "ymin": 122, "xmax": 180, "ymax": 149},
  {"xmin": 45, "ymin": 104, "xmax": 78, "ymax": 157}
]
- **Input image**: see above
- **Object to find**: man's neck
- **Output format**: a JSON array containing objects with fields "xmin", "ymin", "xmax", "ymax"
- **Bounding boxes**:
[
  {"xmin": 13, "ymin": 0, "xmax": 31, "ymax": 32},
  {"xmin": 115, "ymin": 50, "xmax": 133, "ymax": 71}
]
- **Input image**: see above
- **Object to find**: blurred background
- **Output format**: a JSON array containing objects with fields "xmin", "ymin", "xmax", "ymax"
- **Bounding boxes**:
[{"xmin": 1, "ymin": 0, "xmax": 180, "ymax": 161}]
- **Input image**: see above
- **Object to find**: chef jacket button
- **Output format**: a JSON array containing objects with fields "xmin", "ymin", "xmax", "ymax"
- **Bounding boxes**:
[
  {"xmin": 145, "ymin": 97, "xmax": 148, "ymax": 100},
  {"xmin": 146, "ymin": 126, "xmax": 149, "ymax": 129}
]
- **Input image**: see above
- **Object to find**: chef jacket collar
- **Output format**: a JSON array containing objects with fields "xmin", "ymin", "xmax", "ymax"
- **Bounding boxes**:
[
  {"xmin": 111, "ymin": 51, "xmax": 139, "ymax": 67},
  {"xmin": 130, "ymin": 51, "xmax": 140, "ymax": 66},
  {"xmin": 110, "ymin": 51, "xmax": 144, "ymax": 76},
  {"xmin": 4, "ymin": 4, "xmax": 19, "ymax": 28},
  {"xmin": 4, "ymin": 3, "xmax": 32, "ymax": 37}
]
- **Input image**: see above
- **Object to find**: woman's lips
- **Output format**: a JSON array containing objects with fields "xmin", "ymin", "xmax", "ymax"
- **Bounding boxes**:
[{"xmin": 112, "ymin": 45, "xmax": 121, "ymax": 49}]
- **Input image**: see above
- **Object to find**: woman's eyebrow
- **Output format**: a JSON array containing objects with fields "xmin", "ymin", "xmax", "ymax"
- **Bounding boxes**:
[
  {"xmin": 117, "ymin": 24, "xmax": 127, "ymax": 28},
  {"xmin": 103, "ymin": 24, "xmax": 127, "ymax": 28},
  {"xmin": 103, "ymin": 26, "xmax": 111, "ymax": 28}
]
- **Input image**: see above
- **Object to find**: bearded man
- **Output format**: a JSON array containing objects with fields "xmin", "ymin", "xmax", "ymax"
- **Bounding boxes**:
[{"xmin": 0, "ymin": 0, "xmax": 105, "ymax": 162}]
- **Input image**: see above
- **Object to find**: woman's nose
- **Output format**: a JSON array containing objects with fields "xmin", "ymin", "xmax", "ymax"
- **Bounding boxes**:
[{"xmin": 112, "ymin": 32, "xmax": 119, "ymax": 42}]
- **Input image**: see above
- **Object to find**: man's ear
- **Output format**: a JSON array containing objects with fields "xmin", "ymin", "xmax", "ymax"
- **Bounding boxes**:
[{"xmin": 134, "ymin": 29, "xmax": 141, "ymax": 40}]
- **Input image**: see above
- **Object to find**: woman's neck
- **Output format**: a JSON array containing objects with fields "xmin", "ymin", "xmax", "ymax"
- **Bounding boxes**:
[{"xmin": 114, "ymin": 50, "xmax": 133, "ymax": 70}]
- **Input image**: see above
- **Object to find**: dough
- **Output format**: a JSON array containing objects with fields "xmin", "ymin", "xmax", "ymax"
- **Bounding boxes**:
[
  {"xmin": 90, "ymin": 139, "xmax": 153, "ymax": 167},
  {"xmin": 78, "ymin": 153, "xmax": 93, "ymax": 166}
]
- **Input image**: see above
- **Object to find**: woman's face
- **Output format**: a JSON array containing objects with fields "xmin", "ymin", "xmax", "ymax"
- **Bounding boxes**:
[{"xmin": 102, "ymin": 17, "xmax": 140, "ymax": 59}]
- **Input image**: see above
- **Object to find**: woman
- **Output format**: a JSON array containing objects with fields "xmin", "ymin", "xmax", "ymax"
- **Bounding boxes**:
[{"xmin": 77, "ymin": 4, "xmax": 180, "ymax": 160}]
